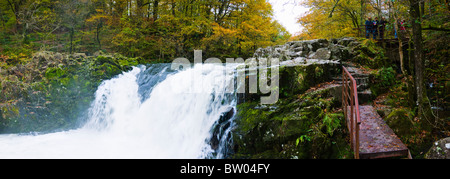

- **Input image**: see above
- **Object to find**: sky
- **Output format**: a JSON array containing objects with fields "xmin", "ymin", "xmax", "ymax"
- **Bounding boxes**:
[{"xmin": 268, "ymin": 0, "xmax": 310, "ymax": 36}]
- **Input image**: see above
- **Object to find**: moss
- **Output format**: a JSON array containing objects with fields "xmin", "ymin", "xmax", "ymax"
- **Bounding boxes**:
[
  {"xmin": 352, "ymin": 39, "xmax": 390, "ymax": 68},
  {"xmin": 385, "ymin": 108, "xmax": 415, "ymax": 137},
  {"xmin": 118, "ymin": 57, "xmax": 141, "ymax": 68},
  {"xmin": 0, "ymin": 106, "xmax": 21, "ymax": 130},
  {"xmin": 277, "ymin": 63, "xmax": 339, "ymax": 99},
  {"xmin": 383, "ymin": 107, "xmax": 437, "ymax": 158},
  {"xmin": 234, "ymin": 102, "xmax": 270, "ymax": 132},
  {"xmin": 94, "ymin": 63, "xmax": 123, "ymax": 79},
  {"xmin": 45, "ymin": 67, "xmax": 66, "ymax": 80},
  {"xmin": 232, "ymin": 92, "xmax": 351, "ymax": 159},
  {"xmin": 95, "ymin": 55, "xmax": 119, "ymax": 67}
]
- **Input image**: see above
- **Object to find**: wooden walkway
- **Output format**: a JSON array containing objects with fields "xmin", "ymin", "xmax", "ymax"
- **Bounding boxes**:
[
  {"xmin": 348, "ymin": 105, "xmax": 411, "ymax": 159},
  {"xmin": 342, "ymin": 66, "xmax": 411, "ymax": 159}
]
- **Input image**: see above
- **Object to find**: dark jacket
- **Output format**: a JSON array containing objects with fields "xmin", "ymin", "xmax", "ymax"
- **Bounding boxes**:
[
  {"xmin": 379, "ymin": 20, "xmax": 387, "ymax": 31},
  {"xmin": 373, "ymin": 20, "xmax": 379, "ymax": 32},
  {"xmin": 365, "ymin": 20, "xmax": 373, "ymax": 30}
]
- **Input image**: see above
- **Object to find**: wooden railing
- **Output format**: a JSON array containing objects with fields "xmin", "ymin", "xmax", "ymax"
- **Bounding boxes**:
[{"xmin": 342, "ymin": 66, "xmax": 361, "ymax": 159}]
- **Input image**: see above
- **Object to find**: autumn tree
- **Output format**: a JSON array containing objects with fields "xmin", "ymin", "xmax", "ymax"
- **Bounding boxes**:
[
  {"xmin": 297, "ymin": 0, "xmax": 364, "ymax": 39},
  {"xmin": 0, "ymin": 0, "xmax": 290, "ymax": 60},
  {"xmin": 57, "ymin": 0, "xmax": 90, "ymax": 53}
]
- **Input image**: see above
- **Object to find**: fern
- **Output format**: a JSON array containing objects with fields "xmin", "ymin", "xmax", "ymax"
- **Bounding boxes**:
[{"xmin": 323, "ymin": 113, "xmax": 342, "ymax": 136}]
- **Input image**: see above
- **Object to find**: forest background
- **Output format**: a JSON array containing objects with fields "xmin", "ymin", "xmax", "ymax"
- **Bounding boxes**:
[{"xmin": 0, "ymin": 0, "xmax": 448, "ymax": 147}]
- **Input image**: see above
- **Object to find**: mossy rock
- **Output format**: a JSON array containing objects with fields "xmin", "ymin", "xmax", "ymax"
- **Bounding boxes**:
[
  {"xmin": 425, "ymin": 137, "xmax": 450, "ymax": 159},
  {"xmin": 232, "ymin": 94, "xmax": 350, "ymax": 159},
  {"xmin": 1, "ymin": 51, "xmax": 149, "ymax": 133},
  {"xmin": 0, "ymin": 105, "xmax": 20, "ymax": 130},
  {"xmin": 94, "ymin": 56, "xmax": 121, "ymax": 68},
  {"xmin": 351, "ymin": 39, "xmax": 389, "ymax": 68},
  {"xmin": 97, "ymin": 63, "xmax": 122, "ymax": 78},
  {"xmin": 384, "ymin": 108, "xmax": 415, "ymax": 138},
  {"xmin": 278, "ymin": 63, "xmax": 339, "ymax": 98}
]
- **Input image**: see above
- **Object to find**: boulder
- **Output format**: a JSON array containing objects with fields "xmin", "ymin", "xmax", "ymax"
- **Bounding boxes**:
[
  {"xmin": 289, "ymin": 41, "xmax": 303, "ymax": 49},
  {"xmin": 337, "ymin": 37, "xmax": 356, "ymax": 47},
  {"xmin": 425, "ymin": 137, "xmax": 450, "ymax": 159},
  {"xmin": 288, "ymin": 51, "xmax": 302, "ymax": 58},
  {"xmin": 329, "ymin": 44, "xmax": 348, "ymax": 60},
  {"xmin": 309, "ymin": 48, "xmax": 331, "ymax": 60}
]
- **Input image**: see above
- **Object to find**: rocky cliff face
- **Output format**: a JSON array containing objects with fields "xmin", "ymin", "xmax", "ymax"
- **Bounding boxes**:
[
  {"xmin": 253, "ymin": 37, "xmax": 389, "ymax": 69},
  {"xmin": 230, "ymin": 37, "xmax": 394, "ymax": 159},
  {"xmin": 0, "ymin": 51, "xmax": 145, "ymax": 133}
]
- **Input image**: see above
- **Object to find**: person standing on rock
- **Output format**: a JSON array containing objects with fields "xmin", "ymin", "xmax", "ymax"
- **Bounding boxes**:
[
  {"xmin": 373, "ymin": 17, "xmax": 379, "ymax": 40},
  {"xmin": 365, "ymin": 17, "xmax": 374, "ymax": 39},
  {"xmin": 399, "ymin": 19, "xmax": 407, "ymax": 40}
]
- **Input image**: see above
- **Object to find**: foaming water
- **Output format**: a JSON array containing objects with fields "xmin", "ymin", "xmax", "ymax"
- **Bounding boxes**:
[{"xmin": 0, "ymin": 64, "xmax": 237, "ymax": 159}]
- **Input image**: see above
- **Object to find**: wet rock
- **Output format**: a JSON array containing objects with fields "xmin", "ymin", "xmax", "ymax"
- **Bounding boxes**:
[
  {"xmin": 210, "ymin": 107, "xmax": 235, "ymax": 150},
  {"xmin": 425, "ymin": 137, "xmax": 450, "ymax": 159}
]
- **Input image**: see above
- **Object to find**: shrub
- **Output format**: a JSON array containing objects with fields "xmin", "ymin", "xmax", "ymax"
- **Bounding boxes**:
[{"xmin": 370, "ymin": 67, "xmax": 396, "ymax": 96}]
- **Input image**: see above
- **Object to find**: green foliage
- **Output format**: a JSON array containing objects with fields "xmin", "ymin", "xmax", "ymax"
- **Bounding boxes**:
[
  {"xmin": 378, "ymin": 67, "xmax": 396, "ymax": 87},
  {"xmin": 370, "ymin": 67, "xmax": 396, "ymax": 96},
  {"xmin": 322, "ymin": 112, "xmax": 342, "ymax": 136}
]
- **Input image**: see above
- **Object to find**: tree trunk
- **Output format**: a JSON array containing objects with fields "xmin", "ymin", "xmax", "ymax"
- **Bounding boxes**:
[
  {"xmin": 171, "ymin": 0, "xmax": 176, "ymax": 16},
  {"xmin": 153, "ymin": 0, "xmax": 159, "ymax": 21},
  {"xmin": 390, "ymin": 0, "xmax": 406, "ymax": 75},
  {"xmin": 97, "ymin": 22, "xmax": 101, "ymax": 50},
  {"xmin": 6, "ymin": 0, "xmax": 24, "ymax": 33},
  {"xmin": 395, "ymin": 18, "xmax": 406, "ymax": 75},
  {"xmin": 70, "ymin": 27, "xmax": 74, "ymax": 54},
  {"xmin": 409, "ymin": 0, "xmax": 425, "ymax": 118}
]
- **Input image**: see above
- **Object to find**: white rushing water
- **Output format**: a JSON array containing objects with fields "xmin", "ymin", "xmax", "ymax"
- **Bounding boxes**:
[{"xmin": 0, "ymin": 64, "xmax": 237, "ymax": 159}]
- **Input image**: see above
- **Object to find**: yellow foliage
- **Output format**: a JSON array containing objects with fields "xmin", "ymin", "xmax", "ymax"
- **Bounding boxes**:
[{"xmin": 296, "ymin": 0, "xmax": 363, "ymax": 40}]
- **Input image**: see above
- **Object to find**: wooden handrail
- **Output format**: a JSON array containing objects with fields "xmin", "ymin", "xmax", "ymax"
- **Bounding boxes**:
[{"xmin": 342, "ymin": 66, "xmax": 361, "ymax": 159}]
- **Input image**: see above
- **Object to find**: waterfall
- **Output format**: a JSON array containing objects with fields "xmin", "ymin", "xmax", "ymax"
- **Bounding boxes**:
[{"xmin": 0, "ymin": 63, "xmax": 237, "ymax": 159}]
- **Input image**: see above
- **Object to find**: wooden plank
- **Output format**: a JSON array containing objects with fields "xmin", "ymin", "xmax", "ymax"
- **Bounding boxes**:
[{"xmin": 356, "ymin": 105, "xmax": 409, "ymax": 159}]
